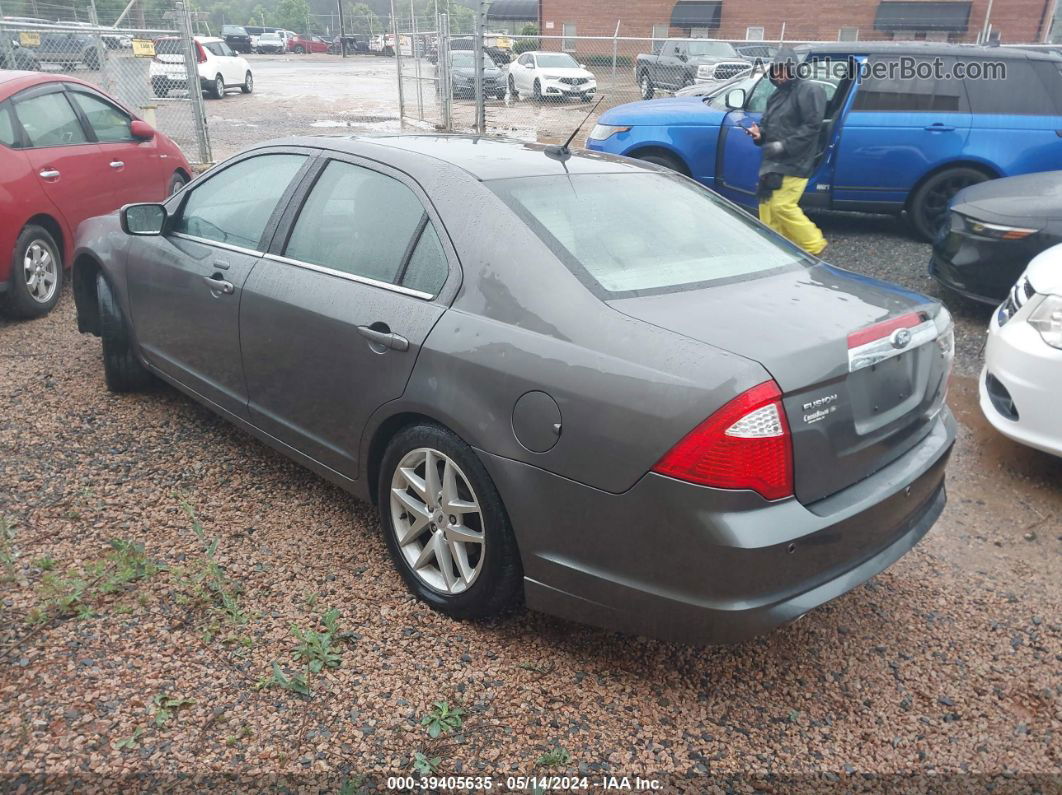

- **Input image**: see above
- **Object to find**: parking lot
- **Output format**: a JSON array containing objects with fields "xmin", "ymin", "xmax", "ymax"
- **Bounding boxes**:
[{"xmin": 2, "ymin": 49, "xmax": 1061, "ymax": 791}]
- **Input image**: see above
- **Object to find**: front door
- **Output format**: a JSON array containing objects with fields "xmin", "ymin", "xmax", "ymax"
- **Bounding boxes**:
[
  {"xmin": 125, "ymin": 150, "xmax": 310, "ymax": 416},
  {"xmin": 240, "ymin": 156, "xmax": 453, "ymax": 479}
]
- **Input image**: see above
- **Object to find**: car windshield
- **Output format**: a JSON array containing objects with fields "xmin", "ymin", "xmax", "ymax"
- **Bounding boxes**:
[
  {"xmin": 705, "ymin": 72, "xmax": 762, "ymax": 108},
  {"xmin": 490, "ymin": 173, "xmax": 808, "ymax": 295},
  {"xmin": 536, "ymin": 53, "xmax": 578, "ymax": 68},
  {"xmin": 687, "ymin": 41, "xmax": 738, "ymax": 58},
  {"xmin": 451, "ymin": 52, "xmax": 493, "ymax": 68}
]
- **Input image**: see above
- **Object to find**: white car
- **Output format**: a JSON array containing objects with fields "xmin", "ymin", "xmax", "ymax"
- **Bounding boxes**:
[
  {"xmin": 150, "ymin": 36, "xmax": 253, "ymax": 100},
  {"xmin": 981, "ymin": 244, "xmax": 1062, "ymax": 457},
  {"xmin": 507, "ymin": 51, "xmax": 596, "ymax": 101}
]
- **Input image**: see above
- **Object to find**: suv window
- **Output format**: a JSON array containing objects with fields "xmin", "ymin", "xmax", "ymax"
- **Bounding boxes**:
[
  {"xmin": 966, "ymin": 59, "xmax": 1055, "ymax": 116},
  {"xmin": 285, "ymin": 160, "xmax": 442, "ymax": 292},
  {"xmin": 0, "ymin": 103, "xmax": 17, "ymax": 147},
  {"xmin": 70, "ymin": 91, "xmax": 133, "ymax": 142},
  {"xmin": 175, "ymin": 153, "xmax": 306, "ymax": 249},
  {"xmin": 853, "ymin": 56, "xmax": 966, "ymax": 112},
  {"xmin": 13, "ymin": 91, "xmax": 88, "ymax": 147},
  {"xmin": 1032, "ymin": 60, "xmax": 1062, "ymax": 114}
]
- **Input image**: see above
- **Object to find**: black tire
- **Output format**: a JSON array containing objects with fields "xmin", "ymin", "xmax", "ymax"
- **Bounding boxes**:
[
  {"xmin": 1, "ymin": 225, "xmax": 63, "ymax": 319},
  {"xmin": 209, "ymin": 74, "xmax": 225, "ymax": 99},
  {"xmin": 639, "ymin": 70, "xmax": 654, "ymax": 100},
  {"xmin": 293, "ymin": 45, "xmax": 305, "ymax": 54},
  {"xmin": 241, "ymin": 71, "xmax": 253, "ymax": 93},
  {"xmin": 152, "ymin": 78, "xmax": 169, "ymax": 98},
  {"xmin": 494, "ymin": 89, "xmax": 506, "ymax": 100},
  {"xmin": 508, "ymin": 74, "xmax": 518, "ymax": 98},
  {"xmin": 97, "ymin": 273, "xmax": 152, "ymax": 393},
  {"xmin": 532, "ymin": 79, "xmax": 542, "ymax": 102},
  {"xmin": 378, "ymin": 423, "xmax": 522, "ymax": 620},
  {"xmin": 636, "ymin": 151, "xmax": 687, "ymax": 175},
  {"xmin": 908, "ymin": 166, "xmax": 990, "ymax": 242},
  {"xmin": 83, "ymin": 48, "xmax": 99, "ymax": 70},
  {"xmin": 167, "ymin": 171, "xmax": 187, "ymax": 196}
]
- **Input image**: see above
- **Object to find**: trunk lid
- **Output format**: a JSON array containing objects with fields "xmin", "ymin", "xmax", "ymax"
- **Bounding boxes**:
[{"xmin": 608, "ymin": 263, "xmax": 953, "ymax": 504}]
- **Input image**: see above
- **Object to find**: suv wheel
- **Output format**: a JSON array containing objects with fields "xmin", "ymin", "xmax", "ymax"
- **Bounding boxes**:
[
  {"xmin": 379, "ymin": 423, "xmax": 522, "ymax": 619},
  {"xmin": 909, "ymin": 166, "xmax": 990, "ymax": 241},
  {"xmin": 97, "ymin": 273, "xmax": 152, "ymax": 393},
  {"xmin": 241, "ymin": 71, "xmax": 253, "ymax": 93},
  {"xmin": 508, "ymin": 74, "xmax": 519, "ymax": 98},
  {"xmin": 640, "ymin": 71, "xmax": 654, "ymax": 100},
  {"xmin": 83, "ymin": 48, "xmax": 100, "ymax": 70},
  {"xmin": 1, "ymin": 225, "xmax": 62, "ymax": 319},
  {"xmin": 210, "ymin": 74, "xmax": 225, "ymax": 99}
]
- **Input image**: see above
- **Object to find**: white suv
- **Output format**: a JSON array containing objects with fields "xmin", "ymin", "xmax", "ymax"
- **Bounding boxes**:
[
  {"xmin": 981, "ymin": 244, "xmax": 1062, "ymax": 457},
  {"xmin": 151, "ymin": 36, "xmax": 253, "ymax": 100}
]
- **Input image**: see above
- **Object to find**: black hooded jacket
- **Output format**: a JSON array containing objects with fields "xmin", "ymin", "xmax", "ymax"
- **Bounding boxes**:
[{"xmin": 755, "ymin": 51, "xmax": 827, "ymax": 179}]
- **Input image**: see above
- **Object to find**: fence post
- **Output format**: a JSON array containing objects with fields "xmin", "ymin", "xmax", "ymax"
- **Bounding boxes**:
[
  {"xmin": 440, "ymin": 13, "xmax": 452, "ymax": 131},
  {"xmin": 176, "ymin": 0, "xmax": 212, "ymax": 165},
  {"xmin": 390, "ymin": 0, "xmax": 406, "ymax": 125},
  {"xmin": 612, "ymin": 19, "xmax": 620, "ymax": 79},
  {"xmin": 0, "ymin": 6, "xmax": 16, "ymax": 71},
  {"xmin": 474, "ymin": 0, "xmax": 486, "ymax": 133},
  {"xmin": 411, "ymin": 1, "xmax": 424, "ymax": 119}
]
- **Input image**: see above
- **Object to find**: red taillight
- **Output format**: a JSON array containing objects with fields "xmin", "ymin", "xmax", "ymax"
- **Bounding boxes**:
[
  {"xmin": 195, "ymin": 41, "xmax": 207, "ymax": 63},
  {"xmin": 847, "ymin": 311, "xmax": 923, "ymax": 349},
  {"xmin": 652, "ymin": 380, "xmax": 793, "ymax": 501}
]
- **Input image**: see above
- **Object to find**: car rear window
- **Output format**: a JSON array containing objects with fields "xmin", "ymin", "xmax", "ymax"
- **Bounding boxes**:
[
  {"xmin": 155, "ymin": 38, "xmax": 183, "ymax": 55},
  {"xmin": 489, "ymin": 173, "xmax": 808, "ymax": 296}
]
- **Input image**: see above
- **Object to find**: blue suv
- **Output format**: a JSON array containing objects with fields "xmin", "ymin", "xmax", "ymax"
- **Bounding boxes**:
[{"xmin": 586, "ymin": 43, "xmax": 1062, "ymax": 240}]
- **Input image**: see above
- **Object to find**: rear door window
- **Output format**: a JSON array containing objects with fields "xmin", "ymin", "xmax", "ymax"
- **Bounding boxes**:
[
  {"xmin": 853, "ymin": 56, "xmax": 967, "ymax": 112},
  {"xmin": 174, "ymin": 153, "xmax": 307, "ymax": 249},
  {"xmin": 13, "ymin": 91, "xmax": 89, "ymax": 147},
  {"xmin": 966, "ymin": 59, "xmax": 1055, "ymax": 116},
  {"xmin": 70, "ymin": 91, "xmax": 134, "ymax": 142}
]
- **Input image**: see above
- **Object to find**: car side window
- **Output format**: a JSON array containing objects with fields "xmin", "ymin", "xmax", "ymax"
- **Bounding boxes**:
[
  {"xmin": 399, "ymin": 224, "xmax": 448, "ymax": 295},
  {"xmin": 70, "ymin": 91, "xmax": 134, "ymax": 142},
  {"xmin": 175, "ymin": 153, "xmax": 306, "ymax": 249},
  {"xmin": 13, "ymin": 91, "xmax": 88, "ymax": 147},
  {"xmin": 853, "ymin": 56, "xmax": 965, "ymax": 112},
  {"xmin": 206, "ymin": 42, "xmax": 224, "ymax": 57},
  {"xmin": 284, "ymin": 160, "xmax": 441, "ymax": 291},
  {"xmin": 220, "ymin": 42, "xmax": 236, "ymax": 57},
  {"xmin": 967, "ymin": 60, "xmax": 1051, "ymax": 116},
  {"xmin": 0, "ymin": 104, "xmax": 18, "ymax": 147}
]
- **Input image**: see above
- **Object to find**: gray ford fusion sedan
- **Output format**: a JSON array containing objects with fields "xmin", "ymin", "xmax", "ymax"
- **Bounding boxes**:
[{"xmin": 72, "ymin": 135, "xmax": 956, "ymax": 644}]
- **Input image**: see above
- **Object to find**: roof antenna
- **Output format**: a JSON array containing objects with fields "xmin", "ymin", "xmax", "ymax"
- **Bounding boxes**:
[{"xmin": 544, "ymin": 95, "xmax": 605, "ymax": 162}]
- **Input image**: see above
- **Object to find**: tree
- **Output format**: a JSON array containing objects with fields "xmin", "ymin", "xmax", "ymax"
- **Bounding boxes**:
[
  {"xmin": 345, "ymin": 2, "xmax": 381, "ymax": 34},
  {"xmin": 513, "ymin": 22, "xmax": 538, "ymax": 53},
  {"xmin": 275, "ymin": 0, "xmax": 311, "ymax": 32}
]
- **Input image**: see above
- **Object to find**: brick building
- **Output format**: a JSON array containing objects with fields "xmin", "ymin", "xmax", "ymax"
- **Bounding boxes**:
[{"xmin": 535, "ymin": 0, "xmax": 1058, "ymax": 50}]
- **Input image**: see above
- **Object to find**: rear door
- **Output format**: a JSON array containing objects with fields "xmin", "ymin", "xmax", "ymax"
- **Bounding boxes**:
[
  {"xmin": 126, "ymin": 149, "xmax": 311, "ymax": 416},
  {"xmin": 239, "ymin": 155, "xmax": 454, "ymax": 478},
  {"xmin": 831, "ymin": 54, "xmax": 971, "ymax": 207},
  {"xmin": 10, "ymin": 85, "xmax": 109, "ymax": 227}
]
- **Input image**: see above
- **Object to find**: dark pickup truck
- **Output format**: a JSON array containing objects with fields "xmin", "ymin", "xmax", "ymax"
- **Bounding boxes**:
[{"xmin": 635, "ymin": 38, "xmax": 750, "ymax": 99}]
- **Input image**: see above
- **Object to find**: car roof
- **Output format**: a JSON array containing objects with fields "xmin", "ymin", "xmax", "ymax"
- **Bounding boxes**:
[
  {"xmin": 0, "ymin": 70, "xmax": 94, "ymax": 95},
  {"xmin": 799, "ymin": 41, "xmax": 1061, "ymax": 61},
  {"xmin": 195, "ymin": 36, "xmax": 222, "ymax": 43},
  {"xmin": 266, "ymin": 134, "xmax": 657, "ymax": 182}
]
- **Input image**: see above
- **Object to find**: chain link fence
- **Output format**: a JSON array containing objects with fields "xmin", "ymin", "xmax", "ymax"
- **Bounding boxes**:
[{"xmin": 0, "ymin": 1, "xmax": 211, "ymax": 165}]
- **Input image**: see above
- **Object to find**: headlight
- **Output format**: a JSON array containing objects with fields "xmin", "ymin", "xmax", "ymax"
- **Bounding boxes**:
[
  {"xmin": 696, "ymin": 65, "xmax": 713, "ymax": 77},
  {"xmin": 1028, "ymin": 294, "xmax": 1062, "ymax": 349},
  {"xmin": 964, "ymin": 217, "xmax": 1039, "ymax": 240},
  {"xmin": 588, "ymin": 123, "xmax": 630, "ymax": 141},
  {"xmin": 542, "ymin": 74, "xmax": 560, "ymax": 80}
]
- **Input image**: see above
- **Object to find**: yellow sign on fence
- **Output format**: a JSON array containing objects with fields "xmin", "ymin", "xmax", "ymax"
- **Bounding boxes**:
[
  {"xmin": 131, "ymin": 38, "xmax": 156, "ymax": 58},
  {"xmin": 19, "ymin": 31, "xmax": 41, "ymax": 47}
]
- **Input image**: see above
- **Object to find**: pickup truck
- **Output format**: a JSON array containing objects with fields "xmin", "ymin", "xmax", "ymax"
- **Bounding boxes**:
[{"xmin": 635, "ymin": 38, "xmax": 750, "ymax": 99}]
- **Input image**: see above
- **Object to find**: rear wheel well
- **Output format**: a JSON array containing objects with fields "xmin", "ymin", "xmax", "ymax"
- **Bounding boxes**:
[
  {"xmin": 72, "ymin": 254, "xmax": 103, "ymax": 335},
  {"xmin": 904, "ymin": 161, "xmax": 998, "ymax": 211},
  {"xmin": 627, "ymin": 146, "xmax": 691, "ymax": 176},
  {"xmin": 24, "ymin": 214, "xmax": 65, "ymax": 264},
  {"xmin": 367, "ymin": 412, "xmax": 450, "ymax": 505}
]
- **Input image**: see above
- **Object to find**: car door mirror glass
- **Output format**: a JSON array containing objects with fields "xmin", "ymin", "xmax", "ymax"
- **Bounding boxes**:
[
  {"xmin": 725, "ymin": 88, "xmax": 747, "ymax": 109},
  {"xmin": 122, "ymin": 203, "xmax": 167, "ymax": 236}
]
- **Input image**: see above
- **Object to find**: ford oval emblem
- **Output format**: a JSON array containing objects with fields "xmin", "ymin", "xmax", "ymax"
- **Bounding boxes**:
[{"xmin": 891, "ymin": 328, "xmax": 913, "ymax": 349}]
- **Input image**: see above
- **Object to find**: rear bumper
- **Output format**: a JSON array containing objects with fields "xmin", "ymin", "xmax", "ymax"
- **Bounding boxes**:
[{"xmin": 479, "ymin": 409, "xmax": 955, "ymax": 645}]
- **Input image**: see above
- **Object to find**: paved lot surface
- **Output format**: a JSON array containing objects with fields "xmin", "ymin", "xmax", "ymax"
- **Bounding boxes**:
[{"xmin": 1, "ymin": 55, "xmax": 1060, "ymax": 791}]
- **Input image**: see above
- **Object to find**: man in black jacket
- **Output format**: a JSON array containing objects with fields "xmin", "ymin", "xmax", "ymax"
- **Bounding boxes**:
[{"xmin": 746, "ymin": 49, "xmax": 828, "ymax": 255}]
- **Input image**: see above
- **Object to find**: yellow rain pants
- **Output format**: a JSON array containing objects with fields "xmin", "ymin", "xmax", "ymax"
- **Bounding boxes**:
[{"xmin": 758, "ymin": 176, "xmax": 827, "ymax": 256}]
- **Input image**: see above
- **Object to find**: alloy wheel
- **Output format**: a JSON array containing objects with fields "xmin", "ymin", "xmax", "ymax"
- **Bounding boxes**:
[
  {"xmin": 389, "ymin": 447, "xmax": 485, "ymax": 595},
  {"xmin": 641, "ymin": 74, "xmax": 652, "ymax": 99},
  {"xmin": 23, "ymin": 240, "xmax": 58, "ymax": 304}
]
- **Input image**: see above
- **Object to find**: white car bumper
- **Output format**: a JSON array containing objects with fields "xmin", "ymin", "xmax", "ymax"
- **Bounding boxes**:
[
  {"xmin": 980, "ymin": 301, "xmax": 1062, "ymax": 457},
  {"xmin": 541, "ymin": 78, "xmax": 596, "ymax": 96}
]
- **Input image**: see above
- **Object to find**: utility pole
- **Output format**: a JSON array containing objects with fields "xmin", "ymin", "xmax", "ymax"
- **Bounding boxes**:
[{"xmin": 474, "ymin": 0, "xmax": 487, "ymax": 133}]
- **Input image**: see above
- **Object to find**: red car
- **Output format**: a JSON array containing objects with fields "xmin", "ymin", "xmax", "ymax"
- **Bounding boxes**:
[
  {"xmin": 0, "ymin": 71, "xmax": 192, "ymax": 319},
  {"xmin": 287, "ymin": 34, "xmax": 330, "ymax": 54}
]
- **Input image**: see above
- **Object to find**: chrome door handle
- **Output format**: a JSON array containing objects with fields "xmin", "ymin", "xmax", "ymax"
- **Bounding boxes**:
[
  {"xmin": 109, "ymin": 160, "xmax": 125, "ymax": 169},
  {"xmin": 924, "ymin": 124, "xmax": 955, "ymax": 132},
  {"xmin": 357, "ymin": 325, "xmax": 409, "ymax": 352},
  {"xmin": 203, "ymin": 274, "xmax": 235, "ymax": 295},
  {"xmin": 39, "ymin": 169, "xmax": 60, "ymax": 179}
]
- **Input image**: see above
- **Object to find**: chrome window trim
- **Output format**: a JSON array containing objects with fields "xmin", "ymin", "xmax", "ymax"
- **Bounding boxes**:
[
  {"xmin": 262, "ymin": 252, "xmax": 434, "ymax": 300},
  {"xmin": 171, "ymin": 232, "xmax": 263, "ymax": 258},
  {"xmin": 848, "ymin": 318, "xmax": 939, "ymax": 373}
]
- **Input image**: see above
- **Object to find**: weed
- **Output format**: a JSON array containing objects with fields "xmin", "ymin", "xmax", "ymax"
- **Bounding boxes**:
[
  {"xmin": 412, "ymin": 751, "xmax": 441, "ymax": 775},
  {"xmin": 177, "ymin": 502, "xmax": 246, "ymax": 625},
  {"xmin": 421, "ymin": 701, "xmax": 464, "ymax": 739},
  {"xmin": 112, "ymin": 727, "xmax": 144, "ymax": 751},
  {"xmin": 304, "ymin": 591, "xmax": 318, "ymax": 609},
  {"xmin": 256, "ymin": 662, "xmax": 310, "ymax": 696},
  {"xmin": 0, "ymin": 517, "xmax": 17, "ymax": 582},
  {"xmin": 32, "ymin": 556, "xmax": 55, "ymax": 572},
  {"xmin": 292, "ymin": 609, "xmax": 344, "ymax": 673},
  {"xmin": 518, "ymin": 661, "xmax": 547, "ymax": 673},
  {"xmin": 93, "ymin": 539, "xmax": 160, "ymax": 594},
  {"xmin": 225, "ymin": 725, "xmax": 253, "ymax": 746},
  {"xmin": 537, "ymin": 746, "xmax": 571, "ymax": 767},
  {"xmin": 151, "ymin": 694, "xmax": 195, "ymax": 728}
]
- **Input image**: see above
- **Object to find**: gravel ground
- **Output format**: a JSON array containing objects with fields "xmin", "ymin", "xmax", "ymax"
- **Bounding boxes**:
[{"xmin": 2, "ymin": 59, "xmax": 1061, "ymax": 792}]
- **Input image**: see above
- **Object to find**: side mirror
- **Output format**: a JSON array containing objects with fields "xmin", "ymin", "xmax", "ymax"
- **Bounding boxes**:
[
  {"xmin": 130, "ymin": 119, "xmax": 155, "ymax": 140},
  {"xmin": 725, "ymin": 88, "xmax": 747, "ymax": 110},
  {"xmin": 579, "ymin": 63, "xmax": 587, "ymax": 69},
  {"xmin": 121, "ymin": 203, "xmax": 167, "ymax": 236}
]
